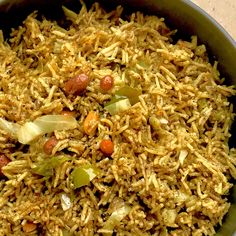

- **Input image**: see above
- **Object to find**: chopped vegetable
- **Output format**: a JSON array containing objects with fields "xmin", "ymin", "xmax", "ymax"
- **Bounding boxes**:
[
  {"xmin": 159, "ymin": 228, "xmax": 168, "ymax": 236},
  {"xmin": 62, "ymin": 229, "xmax": 73, "ymax": 236},
  {"xmin": 17, "ymin": 115, "xmax": 77, "ymax": 144},
  {"xmin": 149, "ymin": 116, "xmax": 161, "ymax": 131},
  {"xmin": 149, "ymin": 116, "xmax": 168, "ymax": 129},
  {"xmin": 0, "ymin": 154, "xmax": 11, "ymax": 177},
  {"xmin": 115, "ymin": 86, "xmax": 141, "ymax": 105},
  {"xmin": 137, "ymin": 59, "xmax": 150, "ymax": 69},
  {"xmin": 0, "ymin": 117, "xmax": 20, "ymax": 137},
  {"xmin": 22, "ymin": 222, "xmax": 37, "ymax": 233},
  {"xmin": 71, "ymin": 165, "xmax": 98, "ymax": 189},
  {"xmin": 33, "ymin": 115, "xmax": 77, "ymax": 133},
  {"xmin": 211, "ymin": 110, "xmax": 226, "ymax": 122},
  {"xmin": 32, "ymin": 155, "xmax": 69, "ymax": 177},
  {"xmin": 174, "ymin": 190, "xmax": 189, "ymax": 203},
  {"xmin": 43, "ymin": 136, "xmax": 59, "ymax": 155},
  {"xmin": 0, "ymin": 115, "xmax": 77, "ymax": 145},
  {"xmin": 100, "ymin": 203, "xmax": 131, "ymax": 235},
  {"xmin": 104, "ymin": 86, "xmax": 141, "ymax": 115},
  {"xmin": 104, "ymin": 95, "xmax": 127, "ymax": 107},
  {"xmin": 159, "ymin": 117, "xmax": 168, "ymax": 124},
  {"xmin": 60, "ymin": 193, "xmax": 72, "ymax": 211},
  {"xmin": 105, "ymin": 98, "xmax": 131, "ymax": 115},
  {"xmin": 72, "ymin": 168, "xmax": 89, "ymax": 188},
  {"xmin": 179, "ymin": 149, "xmax": 188, "ymax": 165},
  {"xmin": 18, "ymin": 122, "xmax": 42, "ymax": 144},
  {"xmin": 100, "ymin": 139, "xmax": 114, "ymax": 156},
  {"xmin": 100, "ymin": 75, "xmax": 114, "ymax": 91},
  {"xmin": 162, "ymin": 208, "xmax": 177, "ymax": 227},
  {"xmin": 198, "ymin": 98, "xmax": 208, "ymax": 111},
  {"xmin": 64, "ymin": 73, "xmax": 89, "ymax": 95},
  {"xmin": 83, "ymin": 111, "xmax": 99, "ymax": 136},
  {"xmin": 62, "ymin": 6, "xmax": 78, "ymax": 21}
]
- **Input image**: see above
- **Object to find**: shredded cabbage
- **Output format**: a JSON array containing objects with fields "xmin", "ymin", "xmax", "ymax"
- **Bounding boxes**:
[
  {"xmin": 0, "ymin": 115, "xmax": 77, "ymax": 144},
  {"xmin": 62, "ymin": 6, "xmax": 78, "ymax": 21},
  {"xmin": 159, "ymin": 228, "xmax": 168, "ymax": 236},
  {"xmin": 71, "ymin": 165, "xmax": 98, "ymax": 189},
  {"xmin": 105, "ymin": 98, "xmax": 131, "ymax": 115},
  {"xmin": 18, "ymin": 115, "xmax": 77, "ymax": 144},
  {"xmin": 62, "ymin": 229, "xmax": 73, "ymax": 236},
  {"xmin": 104, "ymin": 95, "xmax": 127, "ymax": 107},
  {"xmin": 100, "ymin": 203, "xmax": 131, "ymax": 235},
  {"xmin": 179, "ymin": 150, "xmax": 188, "ymax": 165},
  {"xmin": 149, "ymin": 116, "xmax": 168, "ymax": 130},
  {"xmin": 115, "ymin": 86, "xmax": 141, "ymax": 105},
  {"xmin": 104, "ymin": 86, "xmax": 141, "ymax": 115},
  {"xmin": 162, "ymin": 208, "xmax": 177, "ymax": 227},
  {"xmin": 32, "ymin": 155, "xmax": 69, "ymax": 177},
  {"xmin": 18, "ymin": 122, "xmax": 42, "ymax": 144},
  {"xmin": 173, "ymin": 190, "xmax": 189, "ymax": 204},
  {"xmin": 60, "ymin": 193, "xmax": 72, "ymax": 211},
  {"xmin": 149, "ymin": 116, "xmax": 161, "ymax": 130},
  {"xmin": 0, "ymin": 118, "xmax": 20, "ymax": 137},
  {"xmin": 159, "ymin": 117, "xmax": 168, "ymax": 124}
]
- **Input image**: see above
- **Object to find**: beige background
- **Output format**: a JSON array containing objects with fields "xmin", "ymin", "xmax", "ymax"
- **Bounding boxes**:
[{"xmin": 192, "ymin": 0, "xmax": 236, "ymax": 40}]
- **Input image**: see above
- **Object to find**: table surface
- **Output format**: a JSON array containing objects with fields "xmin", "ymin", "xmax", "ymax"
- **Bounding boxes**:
[{"xmin": 191, "ymin": 0, "xmax": 236, "ymax": 40}]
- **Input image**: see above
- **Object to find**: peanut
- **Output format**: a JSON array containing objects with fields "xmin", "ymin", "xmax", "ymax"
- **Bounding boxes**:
[{"xmin": 83, "ymin": 111, "xmax": 99, "ymax": 136}]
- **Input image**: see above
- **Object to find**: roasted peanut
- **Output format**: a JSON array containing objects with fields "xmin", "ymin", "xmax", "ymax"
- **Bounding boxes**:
[
  {"xmin": 83, "ymin": 111, "xmax": 99, "ymax": 136},
  {"xmin": 64, "ymin": 73, "xmax": 89, "ymax": 95},
  {"xmin": 100, "ymin": 139, "xmax": 114, "ymax": 156},
  {"xmin": 0, "ymin": 154, "xmax": 10, "ymax": 177},
  {"xmin": 43, "ymin": 136, "xmax": 58, "ymax": 155},
  {"xmin": 22, "ymin": 222, "xmax": 37, "ymax": 233},
  {"xmin": 100, "ymin": 75, "xmax": 114, "ymax": 91}
]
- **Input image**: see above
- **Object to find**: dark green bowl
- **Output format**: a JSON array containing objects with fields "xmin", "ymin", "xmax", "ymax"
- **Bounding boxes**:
[{"xmin": 0, "ymin": 0, "xmax": 235, "ymax": 235}]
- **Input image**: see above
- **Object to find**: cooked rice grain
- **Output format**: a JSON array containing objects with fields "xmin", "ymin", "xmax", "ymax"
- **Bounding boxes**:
[{"xmin": 0, "ymin": 2, "xmax": 236, "ymax": 236}]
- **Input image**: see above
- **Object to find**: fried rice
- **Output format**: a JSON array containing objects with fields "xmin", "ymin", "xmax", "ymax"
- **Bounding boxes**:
[{"xmin": 0, "ymin": 2, "xmax": 236, "ymax": 236}]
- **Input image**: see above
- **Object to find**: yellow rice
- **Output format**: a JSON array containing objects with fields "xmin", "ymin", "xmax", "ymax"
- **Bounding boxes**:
[{"xmin": 0, "ymin": 2, "xmax": 236, "ymax": 236}]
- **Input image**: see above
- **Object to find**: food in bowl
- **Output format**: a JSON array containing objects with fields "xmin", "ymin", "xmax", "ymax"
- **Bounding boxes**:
[{"xmin": 0, "ymin": 2, "xmax": 235, "ymax": 235}]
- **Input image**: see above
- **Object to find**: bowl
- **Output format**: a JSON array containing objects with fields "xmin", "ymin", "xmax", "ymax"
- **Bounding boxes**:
[{"xmin": 0, "ymin": 0, "xmax": 235, "ymax": 235}]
